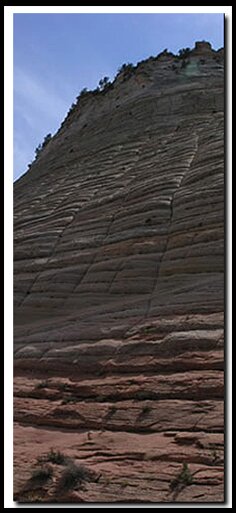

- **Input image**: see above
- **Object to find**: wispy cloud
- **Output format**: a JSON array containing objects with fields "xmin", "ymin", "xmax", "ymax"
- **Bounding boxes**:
[
  {"xmin": 14, "ymin": 68, "xmax": 69, "ymax": 180},
  {"xmin": 14, "ymin": 66, "xmax": 68, "ymax": 120},
  {"xmin": 14, "ymin": 132, "xmax": 33, "ymax": 177}
]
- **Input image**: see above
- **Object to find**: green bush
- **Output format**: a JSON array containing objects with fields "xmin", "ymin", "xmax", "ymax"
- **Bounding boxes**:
[
  {"xmin": 118, "ymin": 62, "xmax": 133, "ymax": 73},
  {"xmin": 98, "ymin": 76, "xmax": 111, "ymax": 92},
  {"xmin": 42, "ymin": 133, "xmax": 52, "ymax": 147},
  {"xmin": 178, "ymin": 47, "xmax": 191, "ymax": 59}
]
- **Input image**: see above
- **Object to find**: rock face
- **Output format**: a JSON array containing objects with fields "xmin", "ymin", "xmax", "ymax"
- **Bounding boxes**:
[{"xmin": 14, "ymin": 42, "xmax": 224, "ymax": 503}]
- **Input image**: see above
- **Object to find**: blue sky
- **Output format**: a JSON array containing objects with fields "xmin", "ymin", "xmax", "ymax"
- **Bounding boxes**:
[{"xmin": 13, "ymin": 13, "xmax": 224, "ymax": 181}]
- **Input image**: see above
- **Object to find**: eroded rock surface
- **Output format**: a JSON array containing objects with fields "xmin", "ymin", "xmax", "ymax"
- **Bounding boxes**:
[{"xmin": 14, "ymin": 42, "xmax": 224, "ymax": 503}]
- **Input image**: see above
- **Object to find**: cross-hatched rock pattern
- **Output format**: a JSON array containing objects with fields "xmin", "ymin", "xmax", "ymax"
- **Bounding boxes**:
[{"xmin": 14, "ymin": 42, "xmax": 224, "ymax": 503}]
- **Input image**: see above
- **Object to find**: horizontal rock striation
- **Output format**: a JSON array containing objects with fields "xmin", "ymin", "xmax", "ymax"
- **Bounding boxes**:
[{"xmin": 14, "ymin": 42, "xmax": 224, "ymax": 503}]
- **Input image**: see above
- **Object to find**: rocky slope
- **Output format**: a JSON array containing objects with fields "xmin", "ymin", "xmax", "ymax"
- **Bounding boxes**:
[{"xmin": 14, "ymin": 42, "xmax": 224, "ymax": 503}]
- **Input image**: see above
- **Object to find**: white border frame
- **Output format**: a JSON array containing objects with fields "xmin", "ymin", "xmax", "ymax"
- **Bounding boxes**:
[{"xmin": 4, "ymin": 5, "xmax": 232, "ymax": 508}]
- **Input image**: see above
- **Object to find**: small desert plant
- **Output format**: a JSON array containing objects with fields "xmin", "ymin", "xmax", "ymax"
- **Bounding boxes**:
[
  {"xmin": 117, "ymin": 62, "xmax": 135, "ymax": 80},
  {"xmin": 155, "ymin": 48, "xmax": 174, "ymax": 60},
  {"xmin": 35, "ymin": 133, "xmax": 52, "ymax": 159},
  {"xmin": 35, "ymin": 380, "xmax": 48, "ymax": 389},
  {"xmin": 31, "ymin": 466, "xmax": 53, "ymax": 484},
  {"xmin": 46, "ymin": 448, "xmax": 67, "ymax": 465},
  {"xmin": 143, "ymin": 325, "xmax": 156, "ymax": 333},
  {"xmin": 211, "ymin": 448, "xmax": 218, "ymax": 463},
  {"xmin": 61, "ymin": 395, "xmax": 77, "ymax": 405},
  {"xmin": 141, "ymin": 404, "xmax": 152, "ymax": 415},
  {"xmin": 106, "ymin": 404, "xmax": 117, "ymax": 420},
  {"xmin": 67, "ymin": 102, "xmax": 76, "ymax": 115},
  {"xmin": 210, "ymin": 445, "xmax": 220, "ymax": 464},
  {"xmin": 120, "ymin": 480, "xmax": 129, "ymax": 488},
  {"xmin": 79, "ymin": 87, "xmax": 88, "ymax": 98},
  {"xmin": 58, "ymin": 382, "xmax": 67, "ymax": 391},
  {"xmin": 181, "ymin": 60, "xmax": 188, "ymax": 69},
  {"xmin": 136, "ymin": 390, "xmax": 156, "ymax": 400},
  {"xmin": 170, "ymin": 462, "xmax": 193, "ymax": 491},
  {"xmin": 58, "ymin": 463, "xmax": 94, "ymax": 491},
  {"xmin": 42, "ymin": 133, "xmax": 52, "ymax": 147}
]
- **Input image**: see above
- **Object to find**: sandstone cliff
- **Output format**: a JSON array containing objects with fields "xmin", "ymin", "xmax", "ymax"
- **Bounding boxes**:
[{"xmin": 14, "ymin": 42, "xmax": 224, "ymax": 503}]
